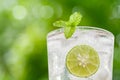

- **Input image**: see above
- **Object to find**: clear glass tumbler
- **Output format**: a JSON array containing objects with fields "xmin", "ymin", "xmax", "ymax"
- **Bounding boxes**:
[{"xmin": 47, "ymin": 26, "xmax": 114, "ymax": 80}]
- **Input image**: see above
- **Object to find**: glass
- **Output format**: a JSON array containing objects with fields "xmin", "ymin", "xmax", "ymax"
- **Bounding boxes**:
[{"xmin": 47, "ymin": 26, "xmax": 114, "ymax": 80}]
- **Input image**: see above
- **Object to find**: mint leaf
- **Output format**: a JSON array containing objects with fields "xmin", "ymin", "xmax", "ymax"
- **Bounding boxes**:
[
  {"xmin": 64, "ymin": 12, "xmax": 82, "ymax": 38},
  {"xmin": 53, "ymin": 20, "xmax": 66, "ymax": 27},
  {"xmin": 64, "ymin": 26, "xmax": 76, "ymax": 38},
  {"xmin": 53, "ymin": 12, "xmax": 82, "ymax": 39},
  {"xmin": 69, "ymin": 12, "xmax": 82, "ymax": 26}
]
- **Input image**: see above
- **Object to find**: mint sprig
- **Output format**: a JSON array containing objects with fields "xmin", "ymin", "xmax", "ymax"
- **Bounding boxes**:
[{"xmin": 53, "ymin": 12, "xmax": 82, "ymax": 39}]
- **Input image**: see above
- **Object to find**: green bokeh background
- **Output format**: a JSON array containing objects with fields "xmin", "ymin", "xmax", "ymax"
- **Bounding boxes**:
[{"xmin": 0, "ymin": 0, "xmax": 120, "ymax": 80}]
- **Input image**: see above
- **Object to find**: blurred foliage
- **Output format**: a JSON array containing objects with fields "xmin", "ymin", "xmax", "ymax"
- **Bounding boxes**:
[{"xmin": 0, "ymin": 0, "xmax": 120, "ymax": 80}]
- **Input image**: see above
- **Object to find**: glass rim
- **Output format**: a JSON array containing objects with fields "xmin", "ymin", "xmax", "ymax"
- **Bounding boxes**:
[{"xmin": 47, "ymin": 26, "xmax": 114, "ymax": 38}]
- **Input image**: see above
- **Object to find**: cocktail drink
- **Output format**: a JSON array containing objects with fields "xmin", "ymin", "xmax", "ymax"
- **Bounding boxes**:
[
  {"xmin": 47, "ymin": 26, "xmax": 114, "ymax": 80},
  {"xmin": 47, "ymin": 12, "xmax": 114, "ymax": 80}
]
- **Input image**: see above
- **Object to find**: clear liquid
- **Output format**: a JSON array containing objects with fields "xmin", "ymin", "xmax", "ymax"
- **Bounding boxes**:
[{"xmin": 47, "ymin": 27, "xmax": 114, "ymax": 80}]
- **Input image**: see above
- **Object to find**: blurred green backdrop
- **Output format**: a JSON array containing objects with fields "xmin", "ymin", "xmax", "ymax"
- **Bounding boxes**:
[{"xmin": 0, "ymin": 0, "xmax": 120, "ymax": 80}]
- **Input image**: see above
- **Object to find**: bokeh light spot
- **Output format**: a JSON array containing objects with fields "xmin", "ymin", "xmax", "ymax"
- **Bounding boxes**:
[
  {"xmin": 13, "ymin": 5, "xmax": 27, "ymax": 20},
  {"xmin": 31, "ymin": 5, "xmax": 42, "ymax": 18},
  {"xmin": 72, "ymin": 6, "xmax": 83, "ymax": 13},
  {"xmin": 40, "ymin": 5, "xmax": 54, "ymax": 19},
  {"xmin": 0, "ymin": 0, "xmax": 17, "ymax": 11},
  {"xmin": 111, "ymin": 2, "xmax": 120, "ymax": 19}
]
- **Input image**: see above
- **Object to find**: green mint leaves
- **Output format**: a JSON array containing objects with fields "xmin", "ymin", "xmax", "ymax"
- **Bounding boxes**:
[
  {"xmin": 69, "ymin": 12, "xmax": 82, "ymax": 27},
  {"xmin": 53, "ymin": 12, "xmax": 82, "ymax": 39}
]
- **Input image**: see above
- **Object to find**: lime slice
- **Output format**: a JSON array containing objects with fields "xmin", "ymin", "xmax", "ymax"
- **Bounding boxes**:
[{"xmin": 66, "ymin": 45, "xmax": 100, "ymax": 77}]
